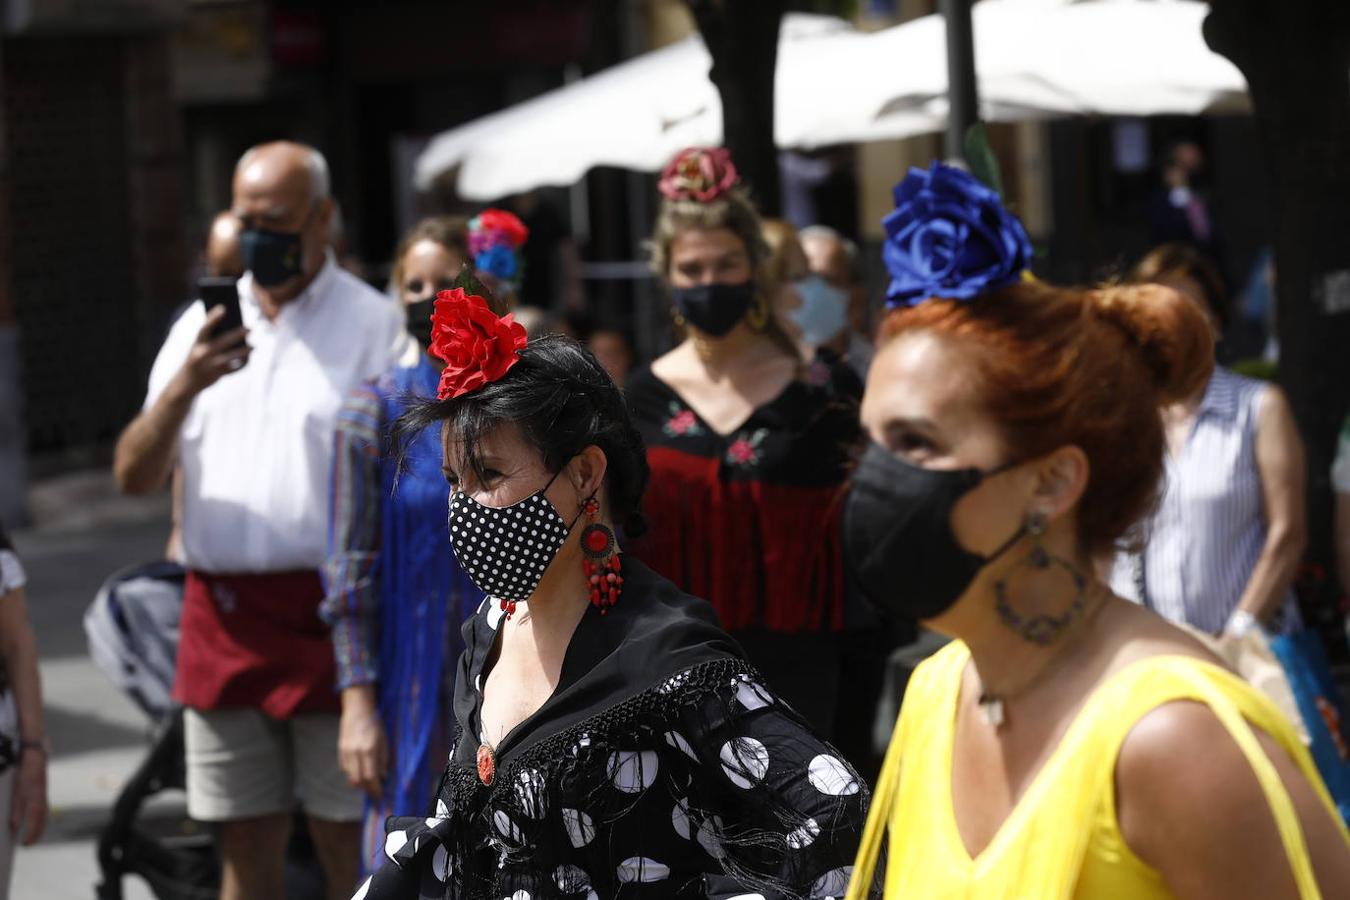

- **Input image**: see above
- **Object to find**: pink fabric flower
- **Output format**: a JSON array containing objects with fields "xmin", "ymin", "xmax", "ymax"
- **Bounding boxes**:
[
  {"xmin": 467, "ymin": 208, "xmax": 530, "ymax": 255},
  {"xmin": 657, "ymin": 147, "xmax": 740, "ymax": 202},
  {"xmin": 727, "ymin": 439, "xmax": 757, "ymax": 464},
  {"xmin": 667, "ymin": 410, "xmax": 698, "ymax": 435}
]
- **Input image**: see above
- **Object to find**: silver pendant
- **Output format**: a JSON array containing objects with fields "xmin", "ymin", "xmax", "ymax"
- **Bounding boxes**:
[{"xmin": 979, "ymin": 696, "xmax": 1005, "ymax": 727}]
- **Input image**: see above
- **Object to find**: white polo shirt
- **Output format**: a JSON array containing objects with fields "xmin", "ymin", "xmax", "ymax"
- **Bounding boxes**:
[{"xmin": 145, "ymin": 255, "xmax": 402, "ymax": 574}]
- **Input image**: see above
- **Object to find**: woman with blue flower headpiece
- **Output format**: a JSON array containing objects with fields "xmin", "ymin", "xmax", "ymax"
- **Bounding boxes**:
[
  {"xmin": 322, "ymin": 213, "xmax": 527, "ymax": 873},
  {"xmin": 843, "ymin": 162, "xmax": 1349, "ymax": 898}
]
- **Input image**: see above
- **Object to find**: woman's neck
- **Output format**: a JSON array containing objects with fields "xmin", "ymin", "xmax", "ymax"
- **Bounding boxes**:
[
  {"xmin": 516, "ymin": 539, "xmax": 601, "ymax": 647},
  {"xmin": 1164, "ymin": 385, "xmax": 1206, "ymax": 423},
  {"xmin": 946, "ymin": 542, "xmax": 1106, "ymax": 701},
  {"xmin": 687, "ymin": 325, "xmax": 784, "ymax": 375}
]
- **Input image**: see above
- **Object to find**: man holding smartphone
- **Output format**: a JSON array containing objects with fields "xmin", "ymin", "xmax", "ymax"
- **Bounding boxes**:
[{"xmin": 114, "ymin": 141, "xmax": 401, "ymax": 900}]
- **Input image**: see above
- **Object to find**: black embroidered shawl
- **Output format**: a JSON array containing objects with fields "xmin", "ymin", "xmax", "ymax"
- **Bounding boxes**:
[{"xmin": 354, "ymin": 557, "xmax": 868, "ymax": 899}]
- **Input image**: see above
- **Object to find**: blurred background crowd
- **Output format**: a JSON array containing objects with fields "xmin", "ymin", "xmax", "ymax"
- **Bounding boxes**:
[{"xmin": 1, "ymin": 0, "xmax": 1349, "ymax": 898}]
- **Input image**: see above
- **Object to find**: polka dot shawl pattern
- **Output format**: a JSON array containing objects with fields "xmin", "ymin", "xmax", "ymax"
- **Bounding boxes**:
[
  {"xmin": 351, "ymin": 557, "xmax": 871, "ymax": 899},
  {"xmin": 356, "ymin": 658, "xmax": 869, "ymax": 899}
]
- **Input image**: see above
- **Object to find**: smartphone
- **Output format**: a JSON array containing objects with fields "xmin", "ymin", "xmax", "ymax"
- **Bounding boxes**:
[{"xmin": 199, "ymin": 276, "xmax": 244, "ymax": 343}]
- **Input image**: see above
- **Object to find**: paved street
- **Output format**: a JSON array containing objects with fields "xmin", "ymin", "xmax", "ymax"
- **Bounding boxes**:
[{"xmin": 10, "ymin": 472, "xmax": 173, "ymax": 900}]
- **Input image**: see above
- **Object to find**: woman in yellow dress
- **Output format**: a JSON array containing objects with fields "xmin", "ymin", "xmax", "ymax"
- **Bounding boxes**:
[{"xmin": 843, "ymin": 163, "xmax": 1350, "ymax": 899}]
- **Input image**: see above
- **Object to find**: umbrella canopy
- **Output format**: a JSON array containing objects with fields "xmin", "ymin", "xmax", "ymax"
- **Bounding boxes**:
[
  {"xmin": 414, "ymin": 14, "xmax": 856, "ymax": 199},
  {"xmin": 848, "ymin": 0, "xmax": 1247, "ymax": 143},
  {"xmin": 415, "ymin": 1, "xmax": 1247, "ymax": 199}
]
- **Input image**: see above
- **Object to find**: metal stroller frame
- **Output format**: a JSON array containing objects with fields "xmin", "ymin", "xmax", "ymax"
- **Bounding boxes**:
[
  {"xmin": 87, "ymin": 561, "xmax": 325, "ymax": 900},
  {"xmin": 94, "ymin": 709, "xmax": 217, "ymax": 900}
]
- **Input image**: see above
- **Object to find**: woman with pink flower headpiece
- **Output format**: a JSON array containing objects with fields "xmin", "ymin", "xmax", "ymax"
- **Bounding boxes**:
[{"xmin": 624, "ymin": 147, "xmax": 864, "ymax": 758}]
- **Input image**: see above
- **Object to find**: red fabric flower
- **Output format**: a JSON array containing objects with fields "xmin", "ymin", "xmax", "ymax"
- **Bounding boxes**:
[
  {"xmin": 472, "ymin": 208, "xmax": 529, "ymax": 248},
  {"xmin": 429, "ymin": 289, "xmax": 527, "ymax": 400},
  {"xmin": 658, "ymin": 147, "xmax": 740, "ymax": 202}
]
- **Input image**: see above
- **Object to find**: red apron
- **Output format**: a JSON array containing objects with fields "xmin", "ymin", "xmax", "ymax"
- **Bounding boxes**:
[{"xmin": 173, "ymin": 570, "xmax": 340, "ymax": 718}]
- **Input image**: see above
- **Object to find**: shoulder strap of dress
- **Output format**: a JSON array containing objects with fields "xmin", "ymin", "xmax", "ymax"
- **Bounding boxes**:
[
  {"xmin": 1087, "ymin": 656, "xmax": 1341, "ymax": 900},
  {"xmin": 849, "ymin": 651, "xmax": 1343, "ymax": 899},
  {"xmin": 844, "ymin": 642, "xmax": 968, "ymax": 900}
]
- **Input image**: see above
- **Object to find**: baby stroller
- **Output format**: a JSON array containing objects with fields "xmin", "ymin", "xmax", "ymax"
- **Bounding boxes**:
[{"xmin": 85, "ymin": 561, "xmax": 326, "ymax": 900}]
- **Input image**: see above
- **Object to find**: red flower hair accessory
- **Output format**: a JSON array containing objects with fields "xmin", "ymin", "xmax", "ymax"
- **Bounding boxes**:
[
  {"xmin": 429, "ymin": 288, "xmax": 528, "ymax": 400},
  {"xmin": 467, "ymin": 208, "xmax": 529, "ymax": 255},
  {"xmin": 658, "ymin": 147, "xmax": 740, "ymax": 202}
]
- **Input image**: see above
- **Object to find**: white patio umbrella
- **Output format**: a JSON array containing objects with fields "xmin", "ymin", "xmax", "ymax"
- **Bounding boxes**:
[
  {"xmin": 415, "ymin": 1, "xmax": 1248, "ymax": 199},
  {"xmin": 843, "ymin": 0, "xmax": 1248, "ymax": 145},
  {"xmin": 414, "ymin": 14, "xmax": 859, "ymax": 200}
]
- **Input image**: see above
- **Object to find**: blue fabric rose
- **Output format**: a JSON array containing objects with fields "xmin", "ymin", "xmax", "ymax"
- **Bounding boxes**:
[
  {"xmin": 881, "ymin": 162, "xmax": 1033, "ymax": 307},
  {"xmin": 474, "ymin": 245, "xmax": 519, "ymax": 280}
]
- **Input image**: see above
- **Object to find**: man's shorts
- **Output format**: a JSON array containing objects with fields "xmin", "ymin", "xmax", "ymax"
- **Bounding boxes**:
[{"xmin": 184, "ymin": 707, "xmax": 361, "ymax": 823}]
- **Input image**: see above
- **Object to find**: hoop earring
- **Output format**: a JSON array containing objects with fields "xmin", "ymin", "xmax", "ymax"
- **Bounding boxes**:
[
  {"xmin": 581, "ymin": 497, "xmax": 623, "ymax": 614},
  {"xmin": 670, "ymin": 306, "xmax": 687, "ymax": 328},
  {"xmin": 993, "ymin": 511, "xmax": 1089, "ymax": 645},
  {"xmin": 744, "ymin": 293, "xmax": 769, "ymax": 330}
]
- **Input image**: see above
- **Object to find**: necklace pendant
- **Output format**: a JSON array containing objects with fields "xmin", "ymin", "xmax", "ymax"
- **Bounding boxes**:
[
  {"xmin": 979, "ymin": 696, "xmax": 1005, "ymax": 728},
  {"xmin": 476, "ymin": 742, "xmax": 496, "ymax": 786}
]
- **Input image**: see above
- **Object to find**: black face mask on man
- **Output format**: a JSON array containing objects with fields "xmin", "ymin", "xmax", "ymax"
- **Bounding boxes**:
[
  {"xmin": 843, "ymin": 441, "xmax": 1025, "ymax": 621},
  {"xmin": 240, "ymin": 226, "xmax": 305, "ymax": 287},
  {"xmin": 670, "ymin": 280, "xmax": 756, "ymax": 337},
  {"xmin": 241, "ymin": 201, "xmax": 320, "ymax": 289}
]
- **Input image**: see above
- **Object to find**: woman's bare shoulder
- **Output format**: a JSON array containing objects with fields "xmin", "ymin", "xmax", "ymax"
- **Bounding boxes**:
[{"xmin": 1096, "ymin": 597, "xmax": 1228, "ymax": 673}]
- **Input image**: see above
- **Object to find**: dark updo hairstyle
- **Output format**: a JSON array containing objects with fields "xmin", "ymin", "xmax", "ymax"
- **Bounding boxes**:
[
  {"xmin": 1130, "ymin": 242, "xmax": 1228, "ymax": 331},
  {"xmin": 393, "ymin": 333, "xmax": 650, "ymax": 536}
]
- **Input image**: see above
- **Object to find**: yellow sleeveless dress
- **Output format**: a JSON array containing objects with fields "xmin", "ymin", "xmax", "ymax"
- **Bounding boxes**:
[{"xmin": 845, "ymin": 641, "xmax": 1350, "ymax": 899}]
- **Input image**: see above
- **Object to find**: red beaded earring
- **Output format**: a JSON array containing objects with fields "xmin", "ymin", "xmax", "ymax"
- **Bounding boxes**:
[{"xmin": 580, "ymin": 498, "xmax": 622, "ymax": 613}]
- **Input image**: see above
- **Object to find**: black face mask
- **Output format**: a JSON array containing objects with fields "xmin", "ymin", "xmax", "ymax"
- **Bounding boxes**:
[
  {"xmin": 844, "ymin": 441, "xmax": 1025, "ymax": 621},
  {"xmin": 405, "ymin": 296, "xmax": 435, "ymax": 348},
  {"xmin": 241, "ymin": 226, "xmax": 305, "ymax": 287},
  {"xmin": 671, "ymin": 280, "xmax": 755, "ymax": 337}
]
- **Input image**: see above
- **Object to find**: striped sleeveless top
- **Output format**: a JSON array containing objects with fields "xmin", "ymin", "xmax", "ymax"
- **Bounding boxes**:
[{"xmin": 1110, "ymin": 366, "xmax": 1301, "ymax": 634}]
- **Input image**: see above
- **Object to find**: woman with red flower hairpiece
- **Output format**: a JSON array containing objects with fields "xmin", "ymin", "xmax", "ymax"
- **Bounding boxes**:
[
  {"xmin": 346, "ymin": 296, "xmax": 867, "ymax": 900},
  {"xmin": 322, "ymin": 218, "xmax": 519, "ymax": 874},
  {"xmin": 625, "ymin": 146, "xmax": 863, "ymax": 759}
]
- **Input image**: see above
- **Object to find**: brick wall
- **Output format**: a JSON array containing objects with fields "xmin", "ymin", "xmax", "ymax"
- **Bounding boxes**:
[{"xmin": 2, "ymin": 33, "xmax": 184, "ymax": 469}]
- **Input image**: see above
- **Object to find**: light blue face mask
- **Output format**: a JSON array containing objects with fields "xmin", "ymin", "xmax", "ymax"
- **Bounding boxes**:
[{"xmin": 790, "ymin": 274, "xmax": 850, "ymax": 346}]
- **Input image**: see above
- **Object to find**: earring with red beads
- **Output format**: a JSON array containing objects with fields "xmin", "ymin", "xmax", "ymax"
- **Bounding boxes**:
[{"xmin": 580, "ymin": 497, "xmax": 622, "ymax": 613}]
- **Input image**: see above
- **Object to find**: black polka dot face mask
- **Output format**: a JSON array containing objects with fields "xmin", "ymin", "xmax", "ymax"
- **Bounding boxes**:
[{"xmin": 447, "ymin": 474, "xmax": 579, "ymax": 603}]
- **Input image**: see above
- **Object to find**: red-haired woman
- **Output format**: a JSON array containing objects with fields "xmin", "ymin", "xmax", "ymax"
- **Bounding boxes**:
[{"xmin": 844, "ymin": 163, "xmax": 1349, "ymax": 898}]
